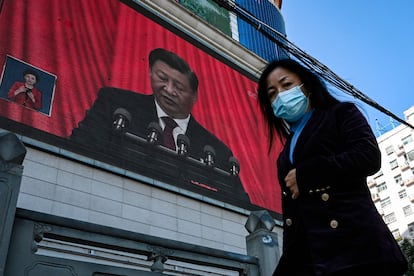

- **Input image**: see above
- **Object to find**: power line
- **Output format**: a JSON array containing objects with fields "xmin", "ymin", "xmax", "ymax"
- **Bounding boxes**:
[{"xmin": 211, "ymin": 0, "xmax": 414, "ymax": 130}]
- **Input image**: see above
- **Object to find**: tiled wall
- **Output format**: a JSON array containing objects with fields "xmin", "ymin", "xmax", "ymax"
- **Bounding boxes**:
[{"xmin": 17, "ymin": 147, "xmax": 252, "ymax": 254}]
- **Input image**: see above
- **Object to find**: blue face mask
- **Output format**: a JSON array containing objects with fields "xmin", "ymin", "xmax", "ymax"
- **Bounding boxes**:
[{"xmin": 271, "ymin": 84, "xmax": 309, "ymax": 123}]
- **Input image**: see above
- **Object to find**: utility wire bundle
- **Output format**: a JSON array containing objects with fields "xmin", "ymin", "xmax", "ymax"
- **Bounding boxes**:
[{"xmin": 211, "ymin": 0, "xmax": 414, "ymax": 129}]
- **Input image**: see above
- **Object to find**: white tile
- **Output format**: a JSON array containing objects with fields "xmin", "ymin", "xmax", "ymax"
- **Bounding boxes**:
[
  {"xmin": 122, "ymin": 204, "xmax": 151, "ymax": 224},
  {"xmin": 16, "ymin": 193, "xmax": 53, "ymax": 213},
  {"xmin": 23, "ymin": 160, "xmax": 58, "ymax": 184},
  {"xmin": 200, "ymin": 204, "xmax": 222, "ymax": 217},
  {"xmin": 150, "ymin": 212, "xmax": 177, "ymax": 231},
  {"xmin": 58, "ymin": 158, "xmax": 94, "ymax": 178},
  {"xmin": 51, "ymin": 201, "xmax": 89, "ymax": 221},
  {"xmin": 177, "ymin": 219, "xmax": 201, "ymax": 236},
  {"xmin": 88, "ymin": 210, "xmax": 125, "ymax": 228},
  {"xmin": 56, "ymin": 170, "xmax": 93, "ymax": 193},
  {"xmin": 93, "ymin": 169, "xmax": 123, "ymax": 188},
  {"xmin": 25, "ymin": 148, "xmax": 59, "ymax": 167},
  {"xmin": 222, "ymin": 219, "xmax": 246, "ymax": 236},
  {"xmin": 177, "ymin": 206, "xmax": 201, "ymax": 223},
  {"xmin": 19, "ymin": 176, "xmax": 56, "ymax": 199},
  {"xmin": 176, "ymin": 196, "xmax": 201, "ymax": 211},
  {"xmin": 151, "ymin": 198, "xmax": 177, "ymax": 217},
  {"xmin": 201, "ymin": 213, "xmax": 222, "ymax": 229},
  {"xmin": 89, "ymin": 195, "xmax": 122, "ymax": 216},
  {"xmin": 91, "ymin": 180, "xmax": 123, "ymax": 202},
  {"xmin": 123, "ymin": 178, "xmax": 152, "ymax": 196},
  {"xmin": 122, "ymin": 190, "xmax": 151, "ymax": 209},
  {"xmin": 54, "ymin": 185, "xmax": 90, "ymax": 209},
  {"xmin": 152, "ymin": 189, "xmax": 177, "ymax": 204},
  {"xmin": 201, "ymin": 225, "xmax": 224, "ymax": 243},
  {"xmin": 149, "ymin": 225, "xmax": 178, "ymax": 241}
]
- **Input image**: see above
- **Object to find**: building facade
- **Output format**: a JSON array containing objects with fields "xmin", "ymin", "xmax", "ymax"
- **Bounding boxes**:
[
  {"xmin": 368, "ymin": 106, "xmax": 414, "ymax": 241},
  {"xmin": 0, "ymin": 0, "xmax": 287, "ymax": 275}
]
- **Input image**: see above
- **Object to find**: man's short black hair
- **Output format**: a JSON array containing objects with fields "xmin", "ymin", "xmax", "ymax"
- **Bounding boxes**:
[{"xmin": 149, "ymin": 48, "xmax": 198, "ymax": 92}]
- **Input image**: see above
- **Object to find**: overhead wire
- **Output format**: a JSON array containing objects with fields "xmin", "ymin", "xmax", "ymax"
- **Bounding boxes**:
[{"xmin": 211, "ymin": 0, "xmax": 414, "ymax": 130}]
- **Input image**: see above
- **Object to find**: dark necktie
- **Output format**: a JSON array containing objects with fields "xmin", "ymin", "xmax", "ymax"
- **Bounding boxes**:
[{"xmin": 162, "ymin": 116, "xmax": 178, "ymax": 151}]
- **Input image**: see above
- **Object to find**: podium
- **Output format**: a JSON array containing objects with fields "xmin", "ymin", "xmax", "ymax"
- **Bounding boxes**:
[{"xmin": 69, "ymin": 127, "xmax": 251, "ymax": 208}]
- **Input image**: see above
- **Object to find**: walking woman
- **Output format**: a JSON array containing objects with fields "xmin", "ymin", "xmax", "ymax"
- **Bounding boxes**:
[{"xmin": 257, "ymin": 59, "xmax": 408, "ymax": 276}]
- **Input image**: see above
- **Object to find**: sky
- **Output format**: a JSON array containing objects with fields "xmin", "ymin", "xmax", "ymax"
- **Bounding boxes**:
[{"xmin": 280, "ymin": 1, "xmax": 414, "ymax": 136}]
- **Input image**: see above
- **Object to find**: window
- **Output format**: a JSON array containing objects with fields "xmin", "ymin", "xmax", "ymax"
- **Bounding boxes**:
[
  {"xmin": 377, "ymin": 182, "xmax": 387, "ymax": 193},
  {"xmin": 407, "ymin": 150, "xmax": 414, "ymax": 162},
  {"xmin": 385, "ymin": 145, "xmax": 394, "ymax": 155},
  {"xmin": 374, "ymin": 170, "xmax": 384, "ymax": 178},
  {"xmin": 391, "ymin": 229, "xmax": 401, "ymax": 240},
  {"xmin": 390, "ymin": 159, "xmax": 398, "ymax": 170},
  {"xmin": 394, "ymin": 174, "xmax": 403, "ymax": 185},
  {"xmin": 398, "ymin": 190, "xmax": 407, "ymax": 199},
  {"xmin": 409, "ymin": 222, "xmax": 414, "ymax": 236},
  {"xmin": 380, "ymin": 197, "xmax": 392, "ymax": 208},
  {"xmin": 384, "ymin": 213, "xmax": 397, "ymax": 224},
  {"xmin": 402, "ymin": 135, "xmax": 413, "ymax": 145},
  {"xmin": 403, "ymin": 205, "xmax": 413, "ymax": 216}
]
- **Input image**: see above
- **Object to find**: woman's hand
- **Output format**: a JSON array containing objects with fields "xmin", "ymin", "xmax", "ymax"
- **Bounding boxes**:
[
  {"xmin": 14, "ymin": 85, "xmax": 27, "ymax": 95},
  {"xmin": 27, "ymin": 91, "xmax": 35, "ymax": 102},
  {"xmin": 285, "ymin": 168, "xmax": 300, "ymax": 199}
]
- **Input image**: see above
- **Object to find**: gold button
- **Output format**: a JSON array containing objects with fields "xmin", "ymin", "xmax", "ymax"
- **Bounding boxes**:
[
  {"xmin": 330, "ymin": 219, "xmax": 338, "ymax": 229},
  {"xmin": 285, "ymin": 218, "xmax": 293, "ymax": 226},
  {"xmin": 308, "ymin": 189, "xmax": 314, "ymax": 194},
  {"xmin": 321, "ymin": 193, "xmax": 330, "ymax": 201}
]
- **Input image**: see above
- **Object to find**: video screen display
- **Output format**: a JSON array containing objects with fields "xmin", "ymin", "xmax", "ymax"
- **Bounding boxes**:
[{"xmin": 0, "ymin": 0, "xmax": 283, "ymax": 213}]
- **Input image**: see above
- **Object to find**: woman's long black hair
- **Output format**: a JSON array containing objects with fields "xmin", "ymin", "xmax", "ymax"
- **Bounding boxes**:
[{"xmin": 257, "ymin": 59, "xmax": 339, "ymax": 152}]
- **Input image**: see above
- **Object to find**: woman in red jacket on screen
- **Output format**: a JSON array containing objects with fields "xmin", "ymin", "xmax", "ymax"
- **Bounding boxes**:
[
  {"xmin": 257, "ymin": 58, "xmax": 407, "ymax": 276},
  {"xmin": 8, "ymin": 69, "xmax": 42, "ymax": 110}
]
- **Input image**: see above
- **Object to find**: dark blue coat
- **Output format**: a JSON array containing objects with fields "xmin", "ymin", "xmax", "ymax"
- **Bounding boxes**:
[
  {"xmin": 274, "ymin": 102, "xmax": 407, "ymax": 275},
  {"xmin": 70, "ymin": 87, "xmax": 234, "ymax": 171}
]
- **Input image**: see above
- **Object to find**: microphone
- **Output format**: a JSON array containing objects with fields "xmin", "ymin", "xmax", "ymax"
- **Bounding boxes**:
[
  {"xmin": 146, "ymin": 122, "xmax": 162, "ymax": 144},
  {"xmin": 228, "ymin": 156, "xmax": 240, "ymax": 176},
  {"xmin": 25, "ymin": 88, "xmax": 32, "ymax": 100},
  {"xmin": 177, "ymin": 134, "xmax": 190, "ymax": 156},
  {"xmin": 203, "ymin": 145, "xmax": 216, "ymax": 167},
  {"xmin": 112, "ymin": 108, "xmax": 131, "ymax": 132}
]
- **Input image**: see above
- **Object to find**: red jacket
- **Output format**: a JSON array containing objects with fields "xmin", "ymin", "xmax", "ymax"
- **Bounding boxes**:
[{"xmin": 7, "ymin": 81, "xmax": 42, "ymax": 110}]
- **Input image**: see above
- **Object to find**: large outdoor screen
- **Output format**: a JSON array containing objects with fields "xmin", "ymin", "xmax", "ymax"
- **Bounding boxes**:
[{"xmin": 0, "ymin": 0, "xmax": 283, "ymax": 213}]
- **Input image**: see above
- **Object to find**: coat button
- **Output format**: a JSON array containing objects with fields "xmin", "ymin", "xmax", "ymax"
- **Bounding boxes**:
[
  {"xmin": 285, "ymin": 218, "xmax": 293, "ymax": 226},
  {"xmin": 321, "ymin": 193, "xmax": 330, "ymax": 201},
  {"xmin": 330, "ymin": 219, "xmax": 338, "ymax": 229}
]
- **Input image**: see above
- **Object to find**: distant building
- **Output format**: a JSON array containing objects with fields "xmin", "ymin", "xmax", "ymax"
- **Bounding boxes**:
[{"xmin": 367, "ymin": 106, "xmax": 414, "ymax": 241}]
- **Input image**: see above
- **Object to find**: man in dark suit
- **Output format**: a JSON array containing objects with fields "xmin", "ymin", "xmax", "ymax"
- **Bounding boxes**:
[{"xmin": 70, "ymin": 48, "xmax": 236, "ymax": 173}]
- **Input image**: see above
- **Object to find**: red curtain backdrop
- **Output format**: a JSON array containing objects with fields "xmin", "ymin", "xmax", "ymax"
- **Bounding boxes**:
[{"xmin": 0, "ymin": 0, "xmax": 283, "ymax": 213}]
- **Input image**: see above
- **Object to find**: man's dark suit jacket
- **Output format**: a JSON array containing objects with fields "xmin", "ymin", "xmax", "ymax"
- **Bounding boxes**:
[
  {"xmin": 274, "ymin": 102, "xmax": 407, "ymax": 275},
  {"xmin": 70, "ymin": 87, "xmax": 234, "ymax": 172}
]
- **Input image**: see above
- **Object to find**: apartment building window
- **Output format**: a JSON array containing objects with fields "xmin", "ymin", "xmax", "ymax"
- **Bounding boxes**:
[
  {"xmin": 409, "ymin": 222, "xmax": 414, "ymax": 236},
  {"xmin": 377, "ymin": 182, "xmax": 387, "ymax": 193},
  {"xmin": 402, "ymin": 134, "xmax": 413, "ymax": 145},
  {"xmin": 375, "ymin": 170, "xmax": 383, "ymax": 178},
  {"xmin": 407, "ymin": 150, "xmax": 414, "ymax": 162},
  {"xmin": 385, "ymin": 145, "xmax": 394, "ymax": 155},
  {"xmin": 380, "ymin": 197, "xmax": 392, "ymax": 208},
  {"xmin": 403, "ymin": 205, "xmax": 413, "ymax": 216},
  {"xmin": 398, "ymin": 190, "xmax": 407, "ymax": 199},
  {"xmin": 384, "ymin": 212, "xmax": 397, "ymax": 224},
  {"xmin": 390, "ymin": 159, "xmax": 398, "ymax": 170},
  {"xmin": 391, "ymin": 229, "xmax": 401, "ymax": 240},
  {"xmin": 394, "ymin": 174, "xmax": 403, "ymax": 185}
]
